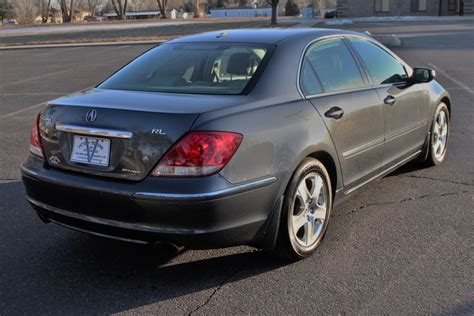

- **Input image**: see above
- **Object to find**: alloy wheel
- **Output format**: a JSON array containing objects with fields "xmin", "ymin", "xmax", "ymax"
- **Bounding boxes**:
[
  {"xmin": 291, "ymin": 172, "xmax": 328, "ymax": 248},
  {"xmin": 433, "ymin": 110, "xmax": 448, "ymax": 160}
]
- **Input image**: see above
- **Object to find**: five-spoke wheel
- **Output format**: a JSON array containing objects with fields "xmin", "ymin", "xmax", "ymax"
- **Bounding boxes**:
[
  {"xmin": 274, "ymin": 158, "xmax": 332, "ymax": 260},
  {"xmin": 292, "ymin": 172, "xmax": 328, "ymax": 247},
  {"xmin": 426, "ymin": 102, "xmax": 450, "ymax": 165}
]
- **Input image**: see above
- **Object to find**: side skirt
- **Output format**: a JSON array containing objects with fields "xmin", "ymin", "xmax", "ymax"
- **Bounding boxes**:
[{"xmin": 334, "ymin": 149, "xmax": 422, "ymax": 205}]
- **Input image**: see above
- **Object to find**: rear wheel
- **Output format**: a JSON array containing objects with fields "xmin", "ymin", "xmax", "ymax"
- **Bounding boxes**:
[
  {"xmin": 274, "ymin": 158, "xmax": 333, "ymax": 260},
  {"xmin": 425, "ymin": 102, "xmax": 450, "ymax": 166}
]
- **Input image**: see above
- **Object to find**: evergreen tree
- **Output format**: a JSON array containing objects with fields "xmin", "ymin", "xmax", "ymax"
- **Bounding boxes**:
[{"xmin": 285, "ymin": 0, "xmax": 299, "ymax": 16}]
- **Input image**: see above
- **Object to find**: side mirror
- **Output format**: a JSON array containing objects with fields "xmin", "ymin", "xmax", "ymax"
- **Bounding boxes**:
[{"xmin": 412, "ymin": 67, "xmax": 436, "ymax": 83}]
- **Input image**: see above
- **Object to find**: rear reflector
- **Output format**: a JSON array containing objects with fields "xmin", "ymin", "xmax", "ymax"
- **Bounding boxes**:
[
  {"xmin": 29, "ymin": 113, "xmax": 44, "ymax": 158},
  {"xmin": 152, "ymin": 131, "xmax": 243, "ymax": 177}
]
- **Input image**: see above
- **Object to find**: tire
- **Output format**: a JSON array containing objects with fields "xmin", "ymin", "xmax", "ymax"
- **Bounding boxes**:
[
  {"xmin": 425, "ymin": 102, "xmax": 450, "ymax": 166},
  {"xmin": 273, "ymin": 158, "xmax": 333, "ymax": 260}
]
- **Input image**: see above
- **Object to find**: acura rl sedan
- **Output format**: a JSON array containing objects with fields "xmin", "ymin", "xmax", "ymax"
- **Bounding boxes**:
[{"xmin": 21, "ymin": 29, "xmax": 451, "ymax": 259}]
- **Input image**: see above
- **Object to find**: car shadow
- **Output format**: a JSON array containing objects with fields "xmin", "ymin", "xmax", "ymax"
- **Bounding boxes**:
[
  {"xmin": 386, "ymin": 160, "xmax": 429, "ymax": 177},
  {"xmin": 0, "ymin": 180, "xmax": 290, "ymax": 314}
]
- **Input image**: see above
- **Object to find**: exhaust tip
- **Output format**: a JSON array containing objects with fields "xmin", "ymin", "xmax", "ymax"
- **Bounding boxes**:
[{"xmin": 153, "ymin": 241, "xmax": 185, "ymax": 256}]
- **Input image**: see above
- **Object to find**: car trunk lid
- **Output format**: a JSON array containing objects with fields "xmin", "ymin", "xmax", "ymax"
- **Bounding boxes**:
[{"xmin": 39, "ymin": 88, "xmax": 245, "ymax": 181}]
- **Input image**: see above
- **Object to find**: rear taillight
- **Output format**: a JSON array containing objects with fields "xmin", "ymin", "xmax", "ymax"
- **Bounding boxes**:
[
  {"xmin": 29, "ymin": 113, "xmax": 44, "ymax": 158},
  {"xmin": 152, "ymin": 131, "xmax": 243, "ymax": 177}
]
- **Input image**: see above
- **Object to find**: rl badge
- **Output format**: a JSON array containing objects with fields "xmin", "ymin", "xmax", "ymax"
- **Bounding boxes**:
[{"xmin": 71, "ymin": 136, "xmax": 110, "ymax": 166}]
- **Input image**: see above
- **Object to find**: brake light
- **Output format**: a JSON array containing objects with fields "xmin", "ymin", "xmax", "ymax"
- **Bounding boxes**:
[
  {"xmin": 29, "ymin": 114, "xmax": 44, "ymax": 158},
  {"xmin": 152, "ymin": 131, "xmax": 243, "ymax": 177}
]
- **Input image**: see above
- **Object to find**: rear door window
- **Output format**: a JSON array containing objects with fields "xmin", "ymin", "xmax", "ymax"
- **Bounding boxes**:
[
  {"xmin": 301, "ymin": 38, "xmax": 366, "ymax": 95},
  {"xmin": 300, "ymin": 60, "xmax": 323, "ymax": 95}
]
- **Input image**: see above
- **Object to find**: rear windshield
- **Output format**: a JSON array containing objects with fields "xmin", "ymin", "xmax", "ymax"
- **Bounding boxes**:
[{"xmin": 98, "ymin": 43, "xmax": 272, "ymax": 95}]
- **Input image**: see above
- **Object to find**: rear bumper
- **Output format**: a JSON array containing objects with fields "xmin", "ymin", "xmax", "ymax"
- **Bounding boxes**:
[{"xmin": 21, "ymin": 155, "xmax": 281, "ymax": 249}]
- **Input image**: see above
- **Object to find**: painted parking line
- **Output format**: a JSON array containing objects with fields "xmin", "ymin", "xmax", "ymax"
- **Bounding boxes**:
[
  {"xmin": 428, "ymin": 63, "xmax": 474, "ymax": 96},
  {"xmin": 0, "ymin": 85, "xmax": 93, "ymax": 119},
  {"xmin": 86, "ymin": 45, "xmax": 130, "ymax": 56},
  {"xmin": 0, "ymin": 41, "xmax": 160, "ymax": 50},
  {"xmin": 0, "ymin": 69, "xmax": 72, "ymax": 89},
  {"xmin": 396, "ymin": 31, "xmax": 472, "ymax": 38},
  {"xmin": 1, "ymin": 92, "xmax": 70, "ymax": 96},
  {"xmin": 35, "ymin": 47, "xmax": 81, "ymax": 57},
  {"xmin": 442, "ymin": 87, "xmax": 474, "ymax": 91},
  {"xmin": 0, "ymin": 101, "xmax": 47, "ymax": 120}
]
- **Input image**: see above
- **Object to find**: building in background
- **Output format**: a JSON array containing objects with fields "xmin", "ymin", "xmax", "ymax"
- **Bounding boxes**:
[
  {"xmin": 209, "ymin": 7, "xmax": 275, "ymax": 18},
  {"xmin": 337, "ymin": 0, "xmax": 473, "ymax": 17},
  {"xmin": 33, "ymin": 8, "xmax": 91, "ymax": 24},
  {"xmin": 72, "ymin": 9, "xmax": 93, "ymax": 21},
  {"xmin": 103, "ymin": 10, "xmax": 161, "ymax": 20}
]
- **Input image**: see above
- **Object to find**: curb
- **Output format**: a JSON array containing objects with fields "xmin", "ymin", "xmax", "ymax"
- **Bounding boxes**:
[
  {"xmin": 0, "ymin": 40, "xmax": 164, "ymax": 50},
  {"xmin": 0, "ymin": 34, "xmax": 402, "ymax": 50}
]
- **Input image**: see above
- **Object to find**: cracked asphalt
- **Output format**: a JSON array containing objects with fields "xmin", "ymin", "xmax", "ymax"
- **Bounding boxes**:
[{"xmin": 1, "ymin": 20, "xmax": 473, "ymax": 315}]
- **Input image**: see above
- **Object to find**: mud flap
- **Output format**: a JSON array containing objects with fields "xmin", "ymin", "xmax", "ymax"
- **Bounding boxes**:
[
  {"xmin": 417, "ymin": 131, "xmax": 431, "ymax": 162},
  {"xmin": 252, "ymin": 196, "xmax": 284, "ymax": 250}
]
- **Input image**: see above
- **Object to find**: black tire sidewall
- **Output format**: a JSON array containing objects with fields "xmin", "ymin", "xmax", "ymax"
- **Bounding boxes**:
[
  {"xmin": 278, "ymin": 158, "xmax": 333, "ymax": 259},
  {"xmin": 429, "ymin": 103, "xmax": 450, "ymax": 165}
]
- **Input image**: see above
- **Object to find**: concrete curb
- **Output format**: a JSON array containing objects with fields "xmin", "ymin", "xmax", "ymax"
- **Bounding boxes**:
[
  {"xmin": 351, "ymin": 15, "xmax": 474, "ymax": 23},
  {"xmin": 0, "ymin": 40, "xmax": 164, "ymax": 50},
  {"xmin": 0, "ymin": 32, "xmax": 402, "ymax": 50}
]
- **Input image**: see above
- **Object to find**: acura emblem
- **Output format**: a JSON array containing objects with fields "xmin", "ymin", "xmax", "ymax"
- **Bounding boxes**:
[
  {"xmin": 48, "ymin": 155, "xmax": 61, "ymax": 165},
  {"xmin": 85, "ymin": 109, "xmax": 97, "ymax": 122}
]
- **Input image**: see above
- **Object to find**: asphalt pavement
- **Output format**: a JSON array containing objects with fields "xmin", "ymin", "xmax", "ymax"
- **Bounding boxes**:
[{"xmin": 0, "ymin": 20, "xmax": 473, "ymax": 315}]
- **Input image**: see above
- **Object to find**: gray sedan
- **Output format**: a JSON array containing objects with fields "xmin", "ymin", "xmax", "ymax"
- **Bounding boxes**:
[{"xmin": 21, "ymin": 29, "xmax": 451, "ymax": 259}]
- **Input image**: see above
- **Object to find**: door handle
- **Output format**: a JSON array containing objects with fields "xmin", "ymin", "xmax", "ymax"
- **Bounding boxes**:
[
  {"xmin": 324, "ymin": 107, "xmax": 344, "ymax": 120},
  {"xmin": 384, "ymin": 95, "xmax": 396, "ymax": 106}
]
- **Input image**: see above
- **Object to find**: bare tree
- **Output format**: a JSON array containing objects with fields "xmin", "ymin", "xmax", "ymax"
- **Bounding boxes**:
[
  {"xmin": 131, "ymin": 0, "xmax": 155, "ymax": 11},
  {"xmin": 0, "ymin": 0, "xmax": 14, "ymax": 25},
  {"xmin": 59, "ymin": 0, "xmax": 74, "ymax": 22},
  {"xmin": 38, "ymin": 0, "xmax": 52, "ymax": 23},
  {"xmin": 315, "ymin": 0, "xmax": 328, "ymax": 16},
  {"xmin": 14, "ymin": 0, "xmax": 38, "ymax": 24},
  {"xmin": 87, "ymin": 0, "xmax": 103, "ymax": 16},
  {"xmin": 266, "ymin": 0, "xmax": 278, "ymax": 25},
  {"xmin": 110, "ymin": 0, "xmax": 127, "ymax": 20},
  {"xmin": 156, "ymin": 0, "xmax": 167, "ymax": 18}
]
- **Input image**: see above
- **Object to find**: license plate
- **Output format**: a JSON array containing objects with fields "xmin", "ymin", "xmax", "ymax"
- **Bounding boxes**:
[{"xmin": 71, "ymin": 136, "xmax": 110, "ymax": 167}]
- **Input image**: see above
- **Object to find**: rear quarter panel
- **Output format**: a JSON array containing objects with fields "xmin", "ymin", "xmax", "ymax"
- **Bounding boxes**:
[{"xmin": 191, "ymin": 99, "xmax": 342, "ymax": 196}]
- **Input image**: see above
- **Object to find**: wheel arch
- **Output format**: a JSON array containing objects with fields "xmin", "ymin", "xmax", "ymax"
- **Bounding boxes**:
[
  {"xmin": 256, "ymin": 141, "xmax": 342, "ymax": 251},
  {"xmin": 267, "ymin": 150, "xmax": 337, "ymax": 257},
  {"xmin": 274, "ymin": 144, "xmax": 342, "ymax": 210},
  {"xmin": 440, "ymin": 96, "xmax": 451, "ymax": 116},
  {"xmin": 307, "ymin": 151, "xmax": 338, "ymax": 198}
]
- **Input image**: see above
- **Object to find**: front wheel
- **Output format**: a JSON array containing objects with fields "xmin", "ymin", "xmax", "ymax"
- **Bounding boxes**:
[
  {"xmin": 425, "ymin": 102, "xmax": 450, "ymax": 166},
  {"xmin": 273, "ymin": 158, "xmax": 333, "ymax": 260}
]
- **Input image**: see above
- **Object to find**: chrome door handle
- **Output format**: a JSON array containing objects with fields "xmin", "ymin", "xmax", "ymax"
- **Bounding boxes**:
[
  {"xmin": 384, "ymin": 95, "xmax": 396, "ymax": 106},
  {"xmin": 324, "ymin": 107, "xmax": 344, "ymax": 120}
]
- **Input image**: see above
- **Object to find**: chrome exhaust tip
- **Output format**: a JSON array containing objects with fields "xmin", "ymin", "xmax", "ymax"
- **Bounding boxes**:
[{"xmin": 153, "ymin": 241, "xmax": 185, "ymax": 255}]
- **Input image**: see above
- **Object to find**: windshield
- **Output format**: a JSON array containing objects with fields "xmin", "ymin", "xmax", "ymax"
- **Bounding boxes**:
[{"xmin": 98, "ymin": 43, "xmax": 272, "ymax": 95}]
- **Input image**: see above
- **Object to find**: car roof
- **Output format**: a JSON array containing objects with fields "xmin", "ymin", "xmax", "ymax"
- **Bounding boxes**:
[{"xmin": 167, "ymin": 28, "xmax": 362, "ymax": 45}]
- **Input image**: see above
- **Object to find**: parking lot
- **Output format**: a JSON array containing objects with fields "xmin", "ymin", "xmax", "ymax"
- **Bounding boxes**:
[{"xmin": 1, "ymin": 21, "xmax": 473, "ymax": 314}]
